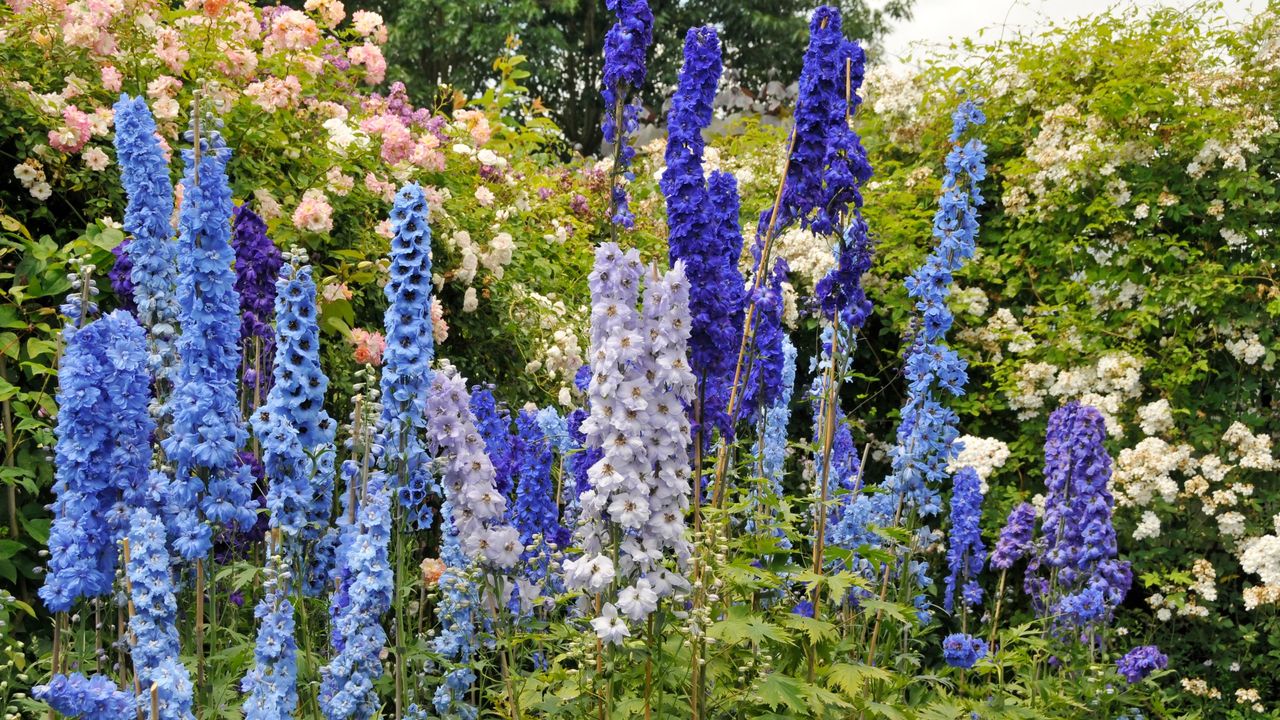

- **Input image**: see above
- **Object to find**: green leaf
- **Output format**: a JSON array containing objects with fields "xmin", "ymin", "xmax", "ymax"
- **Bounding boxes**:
[
  {"xmin": 755, "ymin": 672, "xmax": 807, "ymax": 713},
  {"xmin": 825, "ymin": 662, "xmax": 894, "ymax": 697},
  {"xmin": 780, "ymin": 614, "xmax": 839, "ymax": 644}
]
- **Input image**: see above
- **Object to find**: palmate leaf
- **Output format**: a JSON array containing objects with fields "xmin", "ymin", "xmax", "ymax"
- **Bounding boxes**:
[
  {"xmin": 824, "ymin": 662, "xmax": 894, "ymax": 698},
  {"xmin": 866, "ymin": 700, "xmax": 911, "ymax": 720},
  {"xmin": 780, "ymin": 613, "xmax": 839, "ymax": 644},
  {"xmin": 708, "ymin": 608, "xmax": 793, "ymax": 646},
  {"xmin": 914, "ymin": 698, "xmax": 967, "ymax": 720},
  {"xmin": 755, "ymin": 672, "xmax": 808, "ymax": 714}
]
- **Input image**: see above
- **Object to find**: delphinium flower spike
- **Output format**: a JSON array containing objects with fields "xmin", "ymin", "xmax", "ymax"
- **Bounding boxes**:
[
  {"xmin": 232, "ymin": 204, "xmax": 283, "ymax": 400},
  {"xmin": 942, "ymin": 465, "xmax": 986, "ymax": 614},
  {"xmin": 660, "ymin": 26, "xmax": 744, "ymax": 440},
  {"xmin": 319, "ymin": 474, "xmax": 393, "ymax": 720},
  {"xmin": 252, "ymin": 249, "xmax": 337, "ymax": 549},
  {"xmin": 991, "ymin": 502, "xmax": 1036, "ymax": 570},
  {"xmin": 126, "ymin": 507, "xmax": 197, "ymax": 720},
  {"xmin": 241, "ymin": 533, "xmax": 299, "ymax": 719},
  {"xmin": 33, "ymin": 673, "xmax": 135, "ymax": 720},
  {"xmin": 470, "ymin": 385, "xmax": 515, "ymax": 501},
  {"xmin": 1029, "ymin": 401, "xmax": 1131, "ymax": 631},
  {"xmin": 112, "ymin": 94, "xmax": 180, "ymax": 380},
  {"xmin": 1116, "ymin": 645, "xmax": 1168, "ymax": 683},
  {"xmin": 425, "ymin": 367, "xmax": 523, "ymax": 569},
  {"xmin": 747, "ymin": 336, "xmax": 796, "ymax": 547},
  {"xmin": 512, "ymin": 408, "xmax": 568, "ymax": 594},
  {"xmin": 40, "ymin": 310, "xmax": 153, "ymax": 613},
  {"xmin": 162, "ymin": 104, "xmax": 255, "ymax": 549},
  {"xmin": 600, "ymin": 0, "xmax": 653, "ymax": 228},
  {"xmin": 738, "ymin": 258, "xmax": 789, "ymax": 421},
  {"xmin": 378, "ymin": 183, "xmax": 436, "ymax": 530},
  {"xmin": 430, "ymin": 510, "xmax": 481, "ymax": 720}
]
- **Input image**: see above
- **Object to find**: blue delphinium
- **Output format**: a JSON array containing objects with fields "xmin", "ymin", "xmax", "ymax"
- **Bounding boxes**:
[
  {"xmin": 431, "ymin": 511, "xmax": 480, "ymax": 720},
  {"xmin": 319, "ymin": 476, "xmax": 393, "ymax": 720},
  {"xmin": 33, "ymin": 673, "xmax": 135, "ymax": 720},
  {"xmin": 470, "ymin": 385, "xmax": 515, "ymax": 500},
  {"xmin": 379, "ymin": 183, "xmax": 437, "ymax": 530},
  {"xmin": 748, "ymin": 336, "xmax": 796, "ymax": 548},
  {"xmin": 1116, "ymin": 645, "xmax": 1168, "ymax": 684},
  {"xmin": 887, "ymin": 99, "xmax": 986, "ymax": 518},
  {"xmin": 599, "ymin": 0, "xmax": 653, "ymax": 228},
  {"xmin": 108, "ymin": 241, "xmax": 136, "ymax": 313},
  {"xmin": 241, "ymin": 539, "xmax": 299, "ymax": 719},
  {"xmin": 513, "ymin": 408, "xmax": 568, "ymax": 588},
  {"xmin": 991, "ymin": 502, "xmax": 1036, "ymax": 570},
  {"xmin": 941, "ymin": 632, "xmax": 988, "ymax": 669},
  {"xmin": 127, "ymin": 508, "xmax": 196, "ymax": 720},
  {"xmin": 943, "ymin": 466, "xmax": 986, "ymax": 614},
  {"xmin": 812, "ymin": 38, "xmax": 871, "ymax": 237},
  {"xmin": 232, "ymin": 205, "xmax": 283, "ymax": 398},
  {"xmin": 815, "ymin": 217, "xmax": 874, "ymax": 333},
  {"xmin": 1030, "ymin": 401, "xmax": 1132, "ymax": 629},
  {"xmin": 40, "ymin": 310, "xmax": 153, "ymax": 613},
  {"xmin": 162, "ymin": 110, "xmax": 255, "ymax": 544},
  {"xmin": 661, "ymin": 27, "xmax": 745, "ymax": 440},
  {"xmin": 113, "ymin": 94, "xmax": 179, "ymax": 376},
  {"xmin": 253, "ymin": 254, "xmax": 337, "ymax": 545}
]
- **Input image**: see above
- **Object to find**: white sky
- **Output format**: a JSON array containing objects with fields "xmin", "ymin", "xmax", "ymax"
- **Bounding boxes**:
[{"xmin": 879, "ymin": 0, "xmax": 1265, "ymax": 64}]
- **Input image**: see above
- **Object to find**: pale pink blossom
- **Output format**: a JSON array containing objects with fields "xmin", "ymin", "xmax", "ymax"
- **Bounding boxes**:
[
  {"xmin": 253, "ymin": 188, "xmax": 283, "ymax": 221},
  {"xmin": 244, "ymin": 75, "xmax": 302, "ymax": 113},
  {"xmin": 89, "ymin": 107, "xmax": 113, "ymax": 137},
  {"xmin": 152, "ymin": 27, "xmax": 189, "ymax": 74},
  {"xmin": 48, "ymin": 106, "xmax": 92, "ymax": 153},
  {"xmin": 474, "ymin": 185, "xmax": 495, "ymax": 207},
  {"xmin": 82, "ymin": 147, "xmax": 110, "ymax": 171},
  {"xmin": 409, "ymin": 141, "xmax": 446, "ymax": 171},
  {"xmin": 431, "ymin": 300, "xmax": 449, "ymax": 344},
  {"xmin": 454, "ymin": 109, "xmax": 492, "ymax": 146},
  {"xmin": 265, "ymin": 10, "xmax": 319, "ymax": 54},
  {"xmin": 146, "ymin": 75, "xmax": 182, "ymax": 99},
  {"xmin": 349, "ymin": 328, "xmax": 386, "ymax": 366},
  {"xmin": 291, "ymin": 188, "xmax": 334, "ymax": 234},
  {"xmin": 303, "ymin": 0, "xmax": 344, "ymax": 27},
  {"xmin": 375, "ymin": 219, "xmax": 393, "ymax": 238},
  {"xmin": 326, "ymin": 167, "xmax": 354, "ymax": 196},
  {"xmin": 347, "ymin": 43, "xmax": 386, "ymax": 85},
  {"xmin": 364, "ymin": 173, "xmax": 397, "ymax": 202},
  {"xmin": 321, "ymin": 282, "xmax": 353, "ymax": 303},
  {"xmin": 351, "ymin": 10, "xmax": 386, "ymax": 42}
]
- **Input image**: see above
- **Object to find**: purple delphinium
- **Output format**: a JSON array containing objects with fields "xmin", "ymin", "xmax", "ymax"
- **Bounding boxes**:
[
  {"xmin": 1030, "ymin": 401, "xmax": 1132, "ymax": 628},
  {"xmin": 512, "ymin": 408, "xmax": 568, "ymax": 592},
  {"xmin": 661, "ymin": 28, "xmax": 745, "ymax": 441},
  {"xmin": 108, "ymin": 240, "xmax": 137, "ymax": 313},
  {"xmin": 739, "ymin": 257, "xmax": 789, "ymax": 420},
  {"xmin": 943, "ymin": 466, "xmax": 986, "ymax": 614},
  {"xmin": 815, "ymin": 217, "xmax": 874, "ymax": 332},
  {"xmin": 991, "ymin": 502, "xmax": 1036, "ymax": 570},
  {"xmin": 812, "ymin": 38, "xmax": 871, "ymax": 236},
  {"xmin": 470, "ymin": 385, "xmax": 515, "ymax": 500},
  {"xmin": 600, "ymin": 0, "xmax": 653, "ymax": 228},
  {"xmin": 1116, "ymin": 645, "xmax": 1168, "ymax": 684},
  {"xmin": 231, "ymin": 205, "xmax": 282, "ymax": 399}
]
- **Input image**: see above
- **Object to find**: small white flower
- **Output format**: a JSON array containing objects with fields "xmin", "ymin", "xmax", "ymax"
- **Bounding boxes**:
[
  {"xmin": 591, "ymin": 603, "xmax": 630, "ymax": 646},
  {"xmin": 616, "ymin": 579, "xmax": 659, "ymax": 622}
]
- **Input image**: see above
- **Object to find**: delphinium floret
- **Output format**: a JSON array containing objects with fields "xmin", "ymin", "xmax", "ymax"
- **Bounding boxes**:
[
  {"xmin": 33, "ymin": 673, "xmax": 135, "ymax": 720},
  {"xmin": 599, "ymin": 0, "xmax": 653, "ymax": 228},
  {"xmin": 1116, "ymin": 645, "xmax": 1168, "ymax": 684},
  {"xmin": 941, "ymin": 632, "xmax": 988, "ymax": 669},
  {"xmin": 126, "ymin": 507, "xmax": 196, "ymax": 720},
  {"xmin": 991, "ymin": 502, "xmax": 1036, "ymax": 570}
]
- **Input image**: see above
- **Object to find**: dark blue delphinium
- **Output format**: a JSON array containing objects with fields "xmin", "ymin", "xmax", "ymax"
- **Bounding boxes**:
[
  {"xmin": 1116, "ymin": 645, "xmax": 1168, "ymax": 684},
  {"xmin": 942, "ymin": 632, "xmax": 988, "ymax": 669},
  {"xmin": 232, "ymin": 205, "xmax": 283, "ymax": 398},
  {"xmin": 943, "ymin": 466, "xmax": 986, "ymax": 614},
  {"xmin": 600, "ymin": 0, "xmax": 653, "ymax": 228},
  {"xmin": 991, "ymin": 502, "xmax": 1036, "ymax": 570},
  {"xmin": 470, "ymin": 385, "xmax": 515, "ymax": 500}
]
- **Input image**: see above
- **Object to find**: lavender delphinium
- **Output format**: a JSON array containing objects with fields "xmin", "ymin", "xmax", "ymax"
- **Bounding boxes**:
[
  {"xmin": 943, "ymin": 466, "xmax": 986, "ymax": 614},
  {"xmin": 426, "ymin": 368, "xmax": 523, "ymax": 568},
  {"xmin": 162, "ymin": 109, "xmax": 255, "ymax": 548},
  {"xmin": 991, "ymin": 502, "xmax": 1036, "ymax": 570},
  {"xmin": 379, "ymin": 183, "xmax": 437, "ymax": 530},
  {"xmin": 113, "ymin": 94, "xmax": 179, "ymax": 377},
  {"xmin": 565, "ymin": 244, "xmax": 696, "ymax": 634},
  {"xmin": 661, "ymin": 27, "xmax": 745, "ymax": 440},
  {"xmin": 33, "ymin": 673, "xmax": 135, "ymax": 720},
  {"xmin": 241, "ymin": 537, "xmax": 299, "ymax": 719},
  {"xmin": 127, "ymin": 508, "xmax": 196, "ymax": 720},
  {"xmin": 1116, "ymin": 645, "xmax": 1168, "ymax": 683},
  {"xmin": 231, "ymin": 204, "xmax": 283, "ymax": 399},
  {"xmin": 40, "ymin": 310, "xmax": 153, "ymax": 613},
  {"xmin": 599, "ymin": 0, "xmax": 653, "ymax": 227},
  {"xmin": 319, "ymin": 476, "xmax": 393, "ymax": 720}
]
